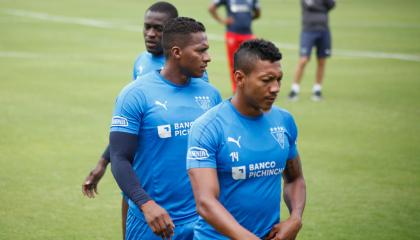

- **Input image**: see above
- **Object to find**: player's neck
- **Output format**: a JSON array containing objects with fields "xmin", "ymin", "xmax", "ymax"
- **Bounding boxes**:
[
  {"xmin": 231, "ymin": 95, "xmax": 263, "ymax": 118},
  {"xmin": 161, "ymin": 63, "xmax": 189, "ymax": 85}
]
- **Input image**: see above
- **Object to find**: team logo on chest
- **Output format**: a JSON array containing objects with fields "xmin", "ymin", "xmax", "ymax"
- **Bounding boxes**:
[
  {"xmin": 270, "ymin": 126, "xmax": 286, "ymax": 149},
  {"xmin": 195, "ymin": 96, "xmax": 211, "ymax": 110}
]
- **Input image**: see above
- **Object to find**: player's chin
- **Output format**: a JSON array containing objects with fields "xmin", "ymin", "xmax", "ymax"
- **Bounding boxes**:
[
  {"xmin": 190, "ymin": 70, "xmax": 205, "ymax": 78},
  {"xmin": 261, "ymin": 102, "xmax": 274, "ymax": 112}
]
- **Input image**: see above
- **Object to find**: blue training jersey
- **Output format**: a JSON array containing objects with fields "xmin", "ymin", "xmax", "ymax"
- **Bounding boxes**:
[
  {"xmin": 187, "ymin": 100, "xmax": 298, "ymax": 239},
  {"xmin": 214, "ymin": 0, "xmax": 260, "ymax": 34},
  {"xmin": 132, "ymin": 51, "xmax": 209, "ymax": 82},
  {"xmin": 111, "ymin": 70, "xmax": 222, "ymax": 225}
]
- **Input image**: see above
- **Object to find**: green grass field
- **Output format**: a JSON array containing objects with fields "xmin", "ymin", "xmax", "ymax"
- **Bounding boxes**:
[{"xmin": 1, "ymin": 0, "xmax": 419, "ymax": 239}]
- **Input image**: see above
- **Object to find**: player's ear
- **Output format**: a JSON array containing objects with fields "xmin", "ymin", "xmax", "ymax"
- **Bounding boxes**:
[
  {"xmin": 234, "ymin": 70, "xmax": 245, "ymax": 89},
  {"xmin": 171, "ymin": 46, "xmax": 182, "ymax": 60}
]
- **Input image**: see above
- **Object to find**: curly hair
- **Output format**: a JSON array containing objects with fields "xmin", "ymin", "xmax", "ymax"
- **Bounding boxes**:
[
  {"xmin": 234, "ymin": 39, "xmax": 282, "ymax": 74},
  {"xmin": 162, "ymin": 17, "xmax": 206, "ymax": 58}
]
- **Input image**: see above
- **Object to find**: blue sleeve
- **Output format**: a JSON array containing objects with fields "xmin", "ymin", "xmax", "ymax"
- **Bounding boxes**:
[
  {"xmin": 110, "ymin": 86, "xmax": 146, "ymax": 135},
  {"xmin": 285, "ymin": 112, "xmax": 299, "ymax": 160},
  {"xmin": 132, "ymin": 55, "xmax": 142, "ymax": 81},
  {"xmin": 187, "ymin": 118, "xmax": 220, "ymax": 169}
]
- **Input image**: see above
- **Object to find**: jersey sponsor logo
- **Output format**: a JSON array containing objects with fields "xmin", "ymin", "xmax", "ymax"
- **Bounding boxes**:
[
  {"xmin": 187, "ymin": 147, "xmax": 209, "ymax": 160},
  {"xmin": 232, "ymin": 166, "xmax": 246, "ymax": 180},
  {"xmin": 230, "ymin": 4, "xmax": 251, "ymax": 13},
  {"xmin": 174, "ymin": 121, "xmax": 193, "ymax": 136},
  {"xmin": 111, "ymin": 116, "xmax": 128, "ymax": 127},
  {"xmin": 195, "ymin": 96, "xmax": 211, "ymax": 110},
  {"xmin": 157, "ymin": 124, "xmax": 171, "ymax": 138},
  {"xmin": 270, "ymin": 126, "xmax": 286, "ymax": 149},
  {"xmin": 227, "ymin": 136, "xmax": 241, "ymax": 148},
  {"xmin": 155, "ymin": 100, "xmax": 168, "ymax": 110}
]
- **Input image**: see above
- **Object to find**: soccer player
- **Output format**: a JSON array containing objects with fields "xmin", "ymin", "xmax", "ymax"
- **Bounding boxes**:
[
  {"xmin": 82, "ymin": 2, "xmax": 179, "ymax": 237},
  {"xmin": 187, "ymin": 39, "xmax": 306, "ymax": 239},
  {"xmin": 288, "ymin": 0, "xmax": 336, "ymax": 101},
  {"xmin": 110, "ymin": 17, "xmax": 222, "ymax": 240},
  {"xmin": 208, "ymin": 0, "xmax": 260, "ymax": 93}
]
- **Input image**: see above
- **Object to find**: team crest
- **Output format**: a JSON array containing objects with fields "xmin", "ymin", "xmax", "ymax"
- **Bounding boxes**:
[
  {"xmin": 270, "ymin": 126, "xmax": 286, "ymax": 149},
  {"xmin": 195, "ymin": 96, "xmax": 211, "ymax": 110}
]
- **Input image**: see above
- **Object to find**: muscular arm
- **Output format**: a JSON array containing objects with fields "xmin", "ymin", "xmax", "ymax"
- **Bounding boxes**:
[
  {"xmin": 188, "ymin": 168, "xmax": 259, "ymax": 240},
  {"xmin": 110, "ymin": 131, "xmax": 174, "ymax": 239},
  {"xmin": 110, "ymin": 131, "xmax": 151, "ymax": 206},
  {"xmin": 266, "ymin": 155, "xmax": 306, "ymax": 240},
  {"xmin": 283, "ymin": 155, "xmax": 306, "ymax": 220},
  {"xmin": 208, "ymin": 3, "xmax": 232, "ymax": 25}
]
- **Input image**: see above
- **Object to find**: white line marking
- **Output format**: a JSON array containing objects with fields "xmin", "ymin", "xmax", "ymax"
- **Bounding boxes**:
[{"xmin": 2, "ymin": 9, "xmax": 420, "ymax": 62}]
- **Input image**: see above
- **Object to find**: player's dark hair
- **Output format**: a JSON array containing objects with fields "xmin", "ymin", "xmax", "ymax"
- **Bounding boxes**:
[
  {"xmin": 234, "ymin": 39, "xmax": 282, "ymax": 74},
  {"xmin": 162, "ymin": 17, "xmax": 206, "ymax": 58},
  {"xmin": 147, "ymin": 1, "xmax": 178, "ymax": 19}
]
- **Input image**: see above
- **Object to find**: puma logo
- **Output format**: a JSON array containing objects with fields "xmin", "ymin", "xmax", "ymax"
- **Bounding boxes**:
[
  {"xmin": 227, "ymin": 136, "xmax": 241, "ymax": 148},
  {"xmin": 155, "ymin": 100, "xmax": 168, "ymax": 110}
]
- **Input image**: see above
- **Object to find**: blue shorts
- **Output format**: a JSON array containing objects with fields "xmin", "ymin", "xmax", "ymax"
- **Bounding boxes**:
[
  {"xmin": 125, "ymin": 208, "xmax": 196, "ymax": 240},
  {"xmin": 300, "ymin": 30, "xmax": 332, "ymax": 58}
]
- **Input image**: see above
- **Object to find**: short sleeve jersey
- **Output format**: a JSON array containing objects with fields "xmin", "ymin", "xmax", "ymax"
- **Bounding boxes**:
[
  {"xmin": 132, "ymin": 52, "xmax": 209, "ymax": 82},
  {"xmin": 187, "ymin": 100, "xmax": 299, "ymax": 238},
  {"xmin": 214, "ymin": 0, "xmax": 260, "ymax": 34},
  {"xmin": 111, "ymin": 70, "xmax": 222, "ymax": 224}
]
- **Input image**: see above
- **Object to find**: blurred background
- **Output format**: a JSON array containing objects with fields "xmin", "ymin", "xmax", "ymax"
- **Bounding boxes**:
[{"xmin": 0, "ymin": 0, "xmax": 419, "ymax": 239}]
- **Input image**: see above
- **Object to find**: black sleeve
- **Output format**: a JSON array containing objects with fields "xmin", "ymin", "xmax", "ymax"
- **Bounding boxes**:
[
  {"xmin": 101, "ymin": 145, "xmax": 110, "ymax": 162},
  {"xmin": 325, "ymin": 0, "xmax": 335, "ymax": 11},
  {"xmin": 110, "ymin": 131, "xmax": 152, "ymax": 208}
]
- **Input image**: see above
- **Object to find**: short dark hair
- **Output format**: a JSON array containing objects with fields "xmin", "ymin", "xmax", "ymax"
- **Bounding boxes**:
[
  {"xmin": 234, "ymin": 39, "xmax": 282, "ymax": 74},
  {"xmin": 162, "ymin": 17, "xmax": 206, "ymax": 58},
  {"xmin": 147, "ymin": 1, "xmax": 178, "ymax": 19}
]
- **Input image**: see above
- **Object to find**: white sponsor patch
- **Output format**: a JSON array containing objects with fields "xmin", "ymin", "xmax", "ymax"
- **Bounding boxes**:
[
  {"xmin": 157, "ymin": 124, "xmax": 172, "ymax": 138},
  {"xmin": 111, "ymin": 116, "xmax": 128, "ymax": 127},
  {"xmin": 187, "ymin": 147, "xmax": 209, "ymax": 160},
  {"xmin": 232, "ymin": 166, "xmax": 246, "ymax": 180}
]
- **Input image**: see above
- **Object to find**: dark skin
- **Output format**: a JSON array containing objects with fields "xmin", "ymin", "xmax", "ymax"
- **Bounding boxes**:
[
  {"xmin": 189, "ymin": 59, "xmax": 306, "ymax": 239},
  {"xmin": 82, "ymin": 9, "xmax": 172, "ymax": 240}
]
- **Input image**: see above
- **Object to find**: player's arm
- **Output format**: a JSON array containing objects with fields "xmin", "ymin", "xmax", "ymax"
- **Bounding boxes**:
[
  {"xmin": 189, "ymin": 168, "xmax": 259, "ymax": 240},
  {"xmin": 252, "ymin": 1, "xmax": 261, "ymax": 20},
  {"xmin": 208, "ymin": 2, "xmax": 233, "ymax": 25},
  {"xmin": 110, "ymin": 131, "xmax": 174, "ymax": 239},
  {"xmin": 265, "ymin": 155, "xmax": 306, "ymax": 240},
  {"xmin": 82, "ymin": 145, "xmax": 110, "ymax": 198},
  {"xmin": 324, "ymin": 0, "xmax": 336, "ymax": 11}
]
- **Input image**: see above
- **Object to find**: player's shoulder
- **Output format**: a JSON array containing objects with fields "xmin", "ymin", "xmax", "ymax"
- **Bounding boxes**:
[
  {"xmin": 119, "ymin": 71, "xmax": 159, "ymax": 98},
  {"xmin": 194, "ymin": 100, "xmax": 228, "ymax": 127},
  {"xmin": 269, "ymin": 106, "xmax": 295, "ymax": 122}
]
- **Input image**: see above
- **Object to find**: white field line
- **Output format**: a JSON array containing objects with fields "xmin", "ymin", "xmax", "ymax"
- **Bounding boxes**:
[{"xmin": 2, "ymin": 9, "xmax": 420, "ymax": 62}]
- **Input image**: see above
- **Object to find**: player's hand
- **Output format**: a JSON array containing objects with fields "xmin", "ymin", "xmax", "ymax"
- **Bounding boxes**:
[
  {"xmin": 82, "ymin": 159, "xmax": 108, "ymax": 198},
  {"xmin": 141, "ymin": 200, "xmax": 175, "ymax": 239},
  {"xmin": 224, "ymin": 16, "xmax": 234, "ymax": 25},
  {"xmin": 264, "ymin": 215, "xmax": 302, "ymax": 240}
]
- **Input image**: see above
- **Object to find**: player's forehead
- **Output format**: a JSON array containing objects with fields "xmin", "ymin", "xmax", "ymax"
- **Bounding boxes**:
[
  {"xmin": 252, "ymin": 59, "xmax": 282, "ymax": 77},
  {"xmin": 144, "ymin": 10, "xmax": 170, "ymax": 26},
  {"xmin": 186, "ymin": 32, "xmax": 209, "ymax": 48}
]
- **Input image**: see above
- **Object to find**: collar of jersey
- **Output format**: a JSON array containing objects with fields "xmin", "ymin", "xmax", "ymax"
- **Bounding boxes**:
[
  {"xmin": 155, "ymin": 70, "xmax": 192, "ymax": 88},
  {"xmin": 227, "ymin": 98, "xmax": 264, "ymax": 121}
]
